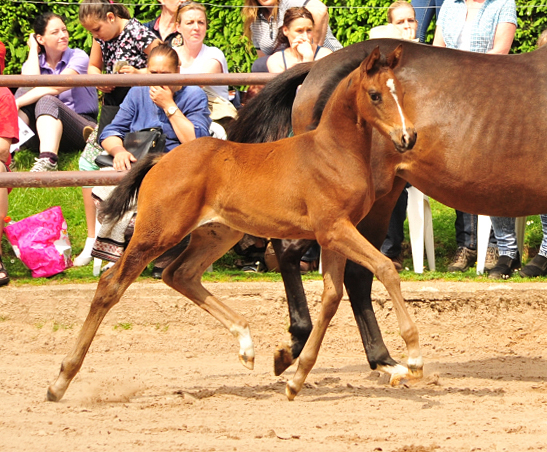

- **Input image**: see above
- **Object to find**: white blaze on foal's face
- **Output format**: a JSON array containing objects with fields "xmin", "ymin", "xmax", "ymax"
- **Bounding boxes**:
[{"xmin": 386, "ymin": 78, "xmax": 410, "ymax": 140}]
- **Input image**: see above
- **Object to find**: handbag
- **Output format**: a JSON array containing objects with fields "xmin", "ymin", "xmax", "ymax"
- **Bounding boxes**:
[
  {"xmin": 94, "ymin": 127, "xmax": 166, "ymax": 168},
  {"xmin": 4, "ymin": 206, "xmax": 72, "ymax": 278}
]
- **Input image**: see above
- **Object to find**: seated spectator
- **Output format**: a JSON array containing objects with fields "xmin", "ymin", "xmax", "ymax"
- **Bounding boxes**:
[
  {"xmin": 0, "ymin": 42, "xmax": 19, "ymax": 286},
  {"xmin": 15, "ymin": 13, "xmax": 98, "ymax": 172},
  {"xmin": 74, "ymin": 0, "xmax": 160, "ymax": 266},
  {"xmin": 91, "ymin": 44, "xmax": 211, "ymax": 271},
  {"xmin": 267, "ymin": 6, "xmax": 332, "ymax": 73},
  {"xmin": 174, "ymin": 1, "xmax": 237, "ymax": 129}
]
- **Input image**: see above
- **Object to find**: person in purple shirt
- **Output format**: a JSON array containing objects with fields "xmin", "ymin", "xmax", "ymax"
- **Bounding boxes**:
[
  {"xmin": 99, "ymin": 44, "xmax": 210, "ymax": 171},
  {"xmin": 15, "ymin": 12, "xmax": 99, "ymax": 172}
]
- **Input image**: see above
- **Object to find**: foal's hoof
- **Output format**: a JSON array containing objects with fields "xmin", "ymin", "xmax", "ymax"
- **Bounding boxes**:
[
  {"xmin": 285, "ymin": 381, "xmax": 298, "ymax": 401},
  {"xmin": 239, "ymin": 353, "xmax": 254, "ymax": 370},
  {"xmin": 408, "ymin": 365, "xmax": 424, "ymax": 380},
  {"xmin": 273, "ymin": 343, "xmax": 295, "ymax": 376},
  {"xmin": 46, "ymin": 386, "xmax": 61, "ymax": 403}
]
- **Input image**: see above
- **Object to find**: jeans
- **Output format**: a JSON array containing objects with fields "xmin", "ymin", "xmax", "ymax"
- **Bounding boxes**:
[
  {"xmin": 381, "ymin": 187, "xmax": 408, "ymax": 258},
  {"xmin": 540, "ymin": 214, "xmax": 547, "ymax": 258},
  {"xmin": 455, "ymin": 211, "xmax": 496, "ymax": 250},
  {"xmin": 490, "ymin": 216, "xmax": 518, "ymax": 258},
  {"xmin": 411, "ymin": 0, "xmax": 445, "ymax": 43}
]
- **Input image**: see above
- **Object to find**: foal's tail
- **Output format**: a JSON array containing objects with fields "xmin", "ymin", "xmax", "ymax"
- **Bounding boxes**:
[
  {"xmin": 227, "ymin": 62, "xmax": 314, "ymax": 143},
  {"xmin": 100, "ymin": 154, "xmax": 163, "ymax": 223}
]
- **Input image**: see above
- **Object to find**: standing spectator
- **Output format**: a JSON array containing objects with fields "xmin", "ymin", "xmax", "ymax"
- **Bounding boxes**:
[
  {"xmin": 412, "ymin": 0, "xmax": 444, "ymax": 43},
  {"xmin": 0, "ymin": 42, "xmax": 19, "ymax": 286},
  {"xmin": 73, "ymin": 0, "xmax": 160, "ymax": 267},
  {"xmin": 15, "ymin": 13, "xmax": 98, "ymax": 172},
  {"xmin": 242, "ymin": 0, "xmax": 341, "ymax": 72},
  {"xmin": 144, "ymin": 0, "xmax": 183, "ymax": 47},
  {"xmin": 433, "ymin": 0, "xmax": 517, "ymax": 273}
]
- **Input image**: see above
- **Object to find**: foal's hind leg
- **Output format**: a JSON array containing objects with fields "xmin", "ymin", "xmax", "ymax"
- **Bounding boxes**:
[
  {"xmin": 286, "ymin": 249, "xmax": 346, "ymax": 400},
  {"xmin": 162, "ymin": 224, "xmax": 255, "ymax": 368},
  {"xmin": 47, "ymin": 230, "xmax": 175, "ymax": 402},
  {"xmin": 271, "ymin": 238, "xmax": 314, "ymax": 375}
]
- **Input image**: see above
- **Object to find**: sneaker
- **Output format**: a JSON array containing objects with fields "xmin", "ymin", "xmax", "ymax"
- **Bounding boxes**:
[
  {"xmin": 30, "ymin": 157, "xmax": 58, "ymax": 172},
  {"xmin": 487, "ymin": 253, "xmax": 521, "ymax": 280},
  {"xmin": 519, "ymin": 254, "xmax": 547, "ymax": 278},
  {"xmin": 484, "ymin": 246, "xmax": 499, "ymax": 272},
  {"xmin": 448, "ymin": 246, "xmax": 477, "ymax": 272},
  {"xmin": 83, "ymin": 125, "xmax": 95, "ymax": 142}
]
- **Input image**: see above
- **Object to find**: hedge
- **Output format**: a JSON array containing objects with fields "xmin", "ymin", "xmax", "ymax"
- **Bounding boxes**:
[{"xmin": 0, "ymin": 0, "xmax": 545, "ymax": 75}]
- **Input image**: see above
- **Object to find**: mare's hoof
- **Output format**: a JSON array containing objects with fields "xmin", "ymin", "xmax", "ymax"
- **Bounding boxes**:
[
  {"xmin": 273, "ymin": 343, "xmax": 295, "ymax": 376},
  {"xmin": 46, "ymin": 387, "xmax": 61, "ymax": 402},
  {"xmin": 239, "ymin": 353, "xmax": 254, "ymax": 370},
  {"xmin": 285, "ymin": 381, "xmax": 298, "ymax": 401}
]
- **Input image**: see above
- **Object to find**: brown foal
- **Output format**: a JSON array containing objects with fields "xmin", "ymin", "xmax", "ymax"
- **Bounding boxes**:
[{"xmin": 47, "ymin": 46, "xmax": 419, "ymax": 402}]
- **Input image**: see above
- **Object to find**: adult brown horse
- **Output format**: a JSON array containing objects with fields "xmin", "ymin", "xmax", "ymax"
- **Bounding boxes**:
[
  {"xmin": 46, "ymin": 46, "xmax": 419, "ymax": 402},
  {"xmin": 231, "ymin": 38, "xmax": 547, "ymax": 380}
]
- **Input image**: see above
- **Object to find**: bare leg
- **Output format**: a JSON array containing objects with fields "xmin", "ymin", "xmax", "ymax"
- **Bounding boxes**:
[
  {"xmin": 163, "ymin": 224, "xmax": 255, "ymax": 368},
  {"xmin": 286, "ymin": 249, "xmax": 346, "ymax": 400},
  {"xmin": 36, "ymin": 115, "xmax": 63, "ymax": 155},
  {"xmin": 82, "ymin": 187, "xmax": 96, "ymax": 238}
]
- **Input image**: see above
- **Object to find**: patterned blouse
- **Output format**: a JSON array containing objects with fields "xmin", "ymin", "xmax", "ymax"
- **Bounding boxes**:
[
  {"xmin": 437, "ymin": 0, "xmax": 517, "ymax": 53},
  {"xmin": 96, "ymin": 18, "xmax": 157, "ymax": 74}
]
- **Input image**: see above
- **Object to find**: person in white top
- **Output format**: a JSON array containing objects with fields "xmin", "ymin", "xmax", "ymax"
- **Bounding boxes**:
[{"xmin": 174, "ymin": 1, "xmax": 229, "ymax": 101}]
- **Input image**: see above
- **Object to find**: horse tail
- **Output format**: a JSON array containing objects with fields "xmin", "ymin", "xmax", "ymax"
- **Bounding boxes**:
[
  {"xmin": 100, "ymin": 153, "xmax": 164, "ymax": 223},
  {"xmin": 227, "ymin": 61, "xmax": 314, "ymax": 143}
]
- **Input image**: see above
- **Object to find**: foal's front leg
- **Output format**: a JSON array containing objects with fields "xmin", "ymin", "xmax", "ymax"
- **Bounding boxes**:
[{"xmin": 286, "ymin": 249, "xmax": 346, "ymax": 400}]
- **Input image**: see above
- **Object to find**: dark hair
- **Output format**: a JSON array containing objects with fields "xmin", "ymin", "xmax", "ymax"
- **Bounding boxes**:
[
  {"xmin": 148, "ymin": 43, "xmax": 180, "ymax": 68},
  {"xmin": 33, "ymin": 12, "xmax": 66, "ymax": 54},
  {"xmin": 79, "ymin": 0, "xmax": 131, "ymax": 23},
  {"xmin": 273, "ymin": 7, "xmax": 314, "ymax": 51}
]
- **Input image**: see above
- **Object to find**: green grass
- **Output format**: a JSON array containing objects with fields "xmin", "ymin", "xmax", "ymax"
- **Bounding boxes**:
[{"xmin": 4, "ymin": 148, "xmax": 547, "ymax": 285}]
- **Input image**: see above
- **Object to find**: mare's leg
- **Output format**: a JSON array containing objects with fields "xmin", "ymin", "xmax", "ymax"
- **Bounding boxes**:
[
  {"xmin": 271, "ymin": 238, "xmax": 314, "ymax": 375},
  {"xmin": 345, "ymin": 181, "xmax": 410, "ymax": 382},
  {"xmin": 286, "ymin": 249, "xmax": 346, "ymax": 400},
  {"xmin": 324, "ymin": 222, "xmax": 423, "ymax": 381},
  {"xmin": 47, "ymin": 222, "xmax": 180, "ymax": 402},
  {"xmin": 162, "ymin": 224, "xmax": 255, "ymax": 368}
]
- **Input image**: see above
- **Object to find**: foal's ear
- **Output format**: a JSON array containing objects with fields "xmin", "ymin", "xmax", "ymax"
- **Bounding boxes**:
[
  {"xmin": 361, "ymin": 46, "xmax": 382, "ymax": 75},
  {"xmin": 387, "ymin": 44, "xmax": 403, "ymax": 70}
]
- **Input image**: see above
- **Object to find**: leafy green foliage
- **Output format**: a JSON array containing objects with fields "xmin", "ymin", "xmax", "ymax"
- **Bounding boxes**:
[{"xmin": 1, "ymin": 0, "xmax": 545, "ymax": 75}]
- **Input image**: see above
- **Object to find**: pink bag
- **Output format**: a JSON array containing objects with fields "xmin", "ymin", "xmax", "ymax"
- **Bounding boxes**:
[{"xmin": 5, "ymin": 206, "xmax": 73, "ymax": 278}]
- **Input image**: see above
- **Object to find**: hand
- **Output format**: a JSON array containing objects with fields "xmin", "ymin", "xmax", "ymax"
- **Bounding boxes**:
[
  {"xmin": 292, "ymin": 37, "xmax": 314, "ymax": 61},
  {"xmin": 118, "ymin": 65, "xmax": 139, "ymax": 75},
  {"xmin": 149, "ymin": 85, "xmax": 174, "ymax": 110},
  {"xmin": 97, "ymin": 85, "xmax": 114, "ymax": 93},
  {"xmin": 112, "ymin": 150, "xmax": 136, "ymax": 171},
  {"xmin": 401, "ymin": 27, "xmax": 416, "ymax": 41},
  {"xmin": 27, "ymin": 33, "xmax": 40, "ymax": 52}
]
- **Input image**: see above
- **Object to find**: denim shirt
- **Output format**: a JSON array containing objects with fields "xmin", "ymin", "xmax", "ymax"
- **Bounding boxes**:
[
  {"xmin": 437, "ymin": 0, "xmax": 517, "ymax": 53},
  {"xmin": 100, "ymin": 85, "xmax": 211, "ymax": 151}
]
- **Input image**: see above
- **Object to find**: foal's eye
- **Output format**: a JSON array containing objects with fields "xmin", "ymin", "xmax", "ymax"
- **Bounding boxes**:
[{"xmin": 369, "ymin": 92, "xmax": 381, "ymax": 102}]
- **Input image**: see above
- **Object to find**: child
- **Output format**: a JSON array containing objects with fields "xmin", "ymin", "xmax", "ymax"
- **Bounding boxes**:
[{"xmin": 74, "ymin": 0, "xmax": 160, "ymax": 267}]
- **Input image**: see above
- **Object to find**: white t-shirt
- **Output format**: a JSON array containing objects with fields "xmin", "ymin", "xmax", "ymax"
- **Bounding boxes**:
[{"xmin": 179, "ymin": 44, "xmax": 229, "ymax": 100}]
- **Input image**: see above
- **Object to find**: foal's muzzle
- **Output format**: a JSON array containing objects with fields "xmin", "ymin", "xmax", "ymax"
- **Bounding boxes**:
[{"xmin": 391, "ymin": 127, "xmax": 417, "ymax": 153}]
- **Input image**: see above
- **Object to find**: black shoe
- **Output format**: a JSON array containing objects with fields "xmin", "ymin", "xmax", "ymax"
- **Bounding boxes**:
[
  {"xmin": 152, "ymin": 266, "xmax": 164, "ymax": 279},
  {"xmin": 519, "ymin": 254, "xmax": 547, "ymax": 278},
  {"xmin": 488, "ymin": 253, "xmax": 521, "ymax": 280},
  {"xmin": 448, "ymin": 247, "xmax": 477, "ymax": 272}
]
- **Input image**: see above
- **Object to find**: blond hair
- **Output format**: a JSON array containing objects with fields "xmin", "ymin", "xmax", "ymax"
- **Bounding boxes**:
[
  {"xmin": 387, "ymin": 0, "xmax": 415, "ymax": 24},
  {"xmin": 175, "ymin": 1, "xmax": 207, "ymax": 25},
  {"xmin": 242, "ymin": 0, "xmax": 279, "ymax": 43}
]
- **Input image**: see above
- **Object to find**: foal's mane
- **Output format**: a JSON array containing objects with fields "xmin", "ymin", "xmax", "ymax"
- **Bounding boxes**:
[{"xmin": 308, "ymin": 48, "xmax": 373, "ymax": 131}]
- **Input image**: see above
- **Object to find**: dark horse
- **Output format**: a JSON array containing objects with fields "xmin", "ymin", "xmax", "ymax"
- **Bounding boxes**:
[
  {"xmin": 229, "ymin": 39, "xmax": 547, "ymax": 380},
  {"xmin": 47, "ymin": 47, "xmax": 418, "ymax": 402}
]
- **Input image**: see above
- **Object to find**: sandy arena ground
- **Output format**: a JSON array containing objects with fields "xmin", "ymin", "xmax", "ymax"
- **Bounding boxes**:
[{"xmin": 1, "ymin": 279, "xmax": 547, "ymax": 451}]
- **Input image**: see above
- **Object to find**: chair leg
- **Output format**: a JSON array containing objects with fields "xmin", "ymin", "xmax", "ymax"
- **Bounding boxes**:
[
  {"xmin": 515, "ymin": 216, "xmax": 526, "ymax": 258},
  {"xmin": 476, "ymin": 215, "xmax": 492, "ymax": 275},
  {"xmin": 423, "ymin": 196, "xmax": 436, "ymax": 271}
]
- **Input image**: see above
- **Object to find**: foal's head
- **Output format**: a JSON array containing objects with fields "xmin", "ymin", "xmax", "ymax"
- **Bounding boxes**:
[{"xmin": 356, "ymin": 46, "xmax": 416, "ymax": 153}]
